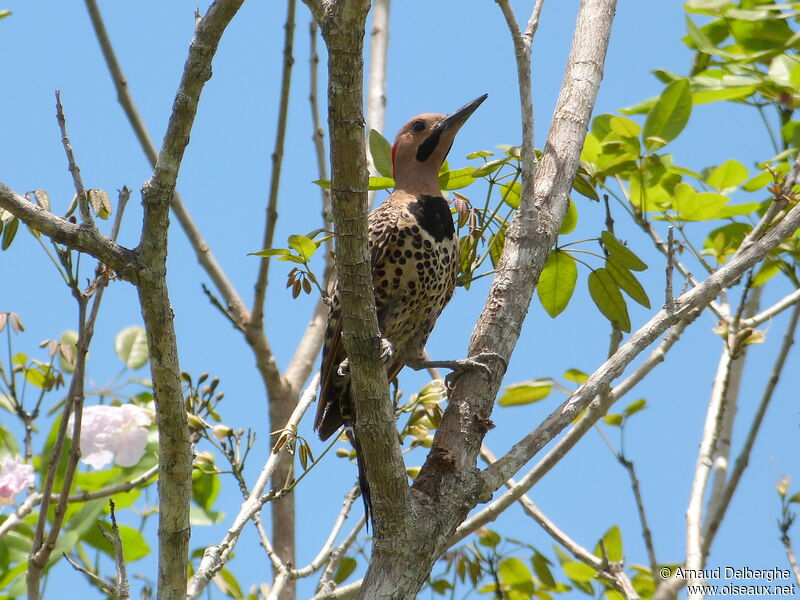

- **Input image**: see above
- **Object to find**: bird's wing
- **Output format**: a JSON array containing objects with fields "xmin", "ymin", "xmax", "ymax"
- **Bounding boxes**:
[{"xmin": 315, "ymin": 203, "xmax": 401, "ymax": 440}]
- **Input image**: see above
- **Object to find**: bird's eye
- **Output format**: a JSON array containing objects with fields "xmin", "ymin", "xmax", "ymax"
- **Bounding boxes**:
[{"xmin": 412, "ymin": 120, "xmax": 426, "ymax": 132}]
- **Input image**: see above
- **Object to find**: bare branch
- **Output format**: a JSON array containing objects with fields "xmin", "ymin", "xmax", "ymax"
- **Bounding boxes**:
[
  {"xmin": 186, "ymin": 375, "xmax": 318, "ymax": 600},
  {"xmin": 252, "ymin": 0, "xmax": 297, "ymax": 329},
  {"xmin": 742, "ymin": 287, "xmax": 800, "ymax": 328},
  {"xmin": 134, "ymin": 4, "xmax": 245, "ymax": 600},
  {"xmin": 301, "ymin": 0, "xmax": 327, "ymax": 24},
  {"xmin": 55, "ymin": 91, "xmax": 93, "ymax": 226},
  {"xmin": 0, "ymin": 184, "xmax": 138, "ymax": 280},
  {"xmin": 64, "ymin": 553, "xmax": 116, "ymax": 596},
  {"xmin": 316, "ymin": 0, "xmax": 411, "ymax": 542},
  {"xmin": 292, "ymin": 487, "xmax": 359, "ymax": 578},
  {"xmin": 480, "ymin": 447, "xmax": 639, "ymax": 598},
  {"xmin": 784, "ymin": 533, "xmax": 800, "ymax": 589},
  {"xmin": 454, "ymin": 310, "xmax": 697, "ymax": 543},
  {"xmin": 101, "ymin": 500, "xmax": 131, "ymax": 600},
  {"xmin": 83, "ymin": 0, "xmax": 254, "ymax": 329},
  {"xmin": 702, "ymin": 302, "xmax": 800, "ymax": 554},
  {"xmin": 619, "ymin": 456, "xmax": 658, "ymax": 584},
  {"xmin": 481, "ymin": 200, "xmax": 800, "ymax": 495}
]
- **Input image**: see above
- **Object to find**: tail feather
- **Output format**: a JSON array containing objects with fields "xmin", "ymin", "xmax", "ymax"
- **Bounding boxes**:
[{"xmin": 345, "ymin": 424, "xmax": 372, "ymax": 531}]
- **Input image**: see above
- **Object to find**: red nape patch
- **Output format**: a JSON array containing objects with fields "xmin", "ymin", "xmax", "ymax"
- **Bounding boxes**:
[{"xmin": 391, "ymin": 142, "xmax": 397, "ymax": 179}]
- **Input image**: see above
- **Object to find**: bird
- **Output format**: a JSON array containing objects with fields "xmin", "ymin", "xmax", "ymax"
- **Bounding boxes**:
[{"xmin": 314, "ymin": 94, "xmax": 491, "ymax": 526}]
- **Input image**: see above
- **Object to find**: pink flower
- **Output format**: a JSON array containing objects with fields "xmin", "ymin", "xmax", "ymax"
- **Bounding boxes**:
[
  {"xmin": 0, "ymin": 457, "xmax": 34, "ymax": 505},
  {"xmin": 71, "ymin": 404, "xmax": 152, "ymax": 470}
]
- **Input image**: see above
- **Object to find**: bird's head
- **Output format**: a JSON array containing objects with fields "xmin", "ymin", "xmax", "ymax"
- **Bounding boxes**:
[{"xmin": 391, "ymin": 94, "xmax": 487, "ymax": 195}]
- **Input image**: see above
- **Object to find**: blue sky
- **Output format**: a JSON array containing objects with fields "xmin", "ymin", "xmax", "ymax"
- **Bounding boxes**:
[{"xmin": 1, "ymin": 1, "xmax": 798, "ymax": 598}]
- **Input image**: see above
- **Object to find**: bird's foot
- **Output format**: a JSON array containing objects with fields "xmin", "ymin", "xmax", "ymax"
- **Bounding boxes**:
[
  {"xmin": 378, "ymin": 338, "xmax": 395, "ymax": 366},
  {"xmin": 408, "ymin": 352, "xmax": 507, "ymax": 388},
  {"xmin": 337, "ymin": 357, "xmax": 350, "ymax": 377},
  {"xmin": 336, "ymin": 338, "xmax": 394, "ymax": 377}
]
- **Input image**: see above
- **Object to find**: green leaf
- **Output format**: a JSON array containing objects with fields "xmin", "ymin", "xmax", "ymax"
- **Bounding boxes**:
[
  {"xmin": 369, "ymin": 129, "xmax": 393, "ymax": 178},
  {"xmin": 499, "ymin": 557, "xmax": 535, "ymax": 593},
  {"xmin": 488, "ymin": 226, "xmax": 506, "ymax": 268},
  {"xmin": 692, "ymin": 85, "xmax": 756, "ymax": 105},
  {"xmin": 83, "ymin": 522, "xmax": 151, "ymax": 562},
  {"xmin": 685, "ymin": 0, "xmax": 728, "ymax": 11},
  {"xmin": 498, "ymin": 380, "xmax": 552, "ymax": 406},
  {"xmin": 703, "ymin": 222, "xmax": 752, "ymax": 263},
  {"xmin": 478, "ymin": 528, "xmax": 501, "ymax": 548},
  {"xmin": 706, "ymin": 160, "xmax": 748, "ymax": 193},
  {"xmin": 288, "ymin": 234, "xmax": 317, "ymax": 260},
  {"xmin": 532, "ymin": 552, "xmax": 557, "ymax": 588},
  {"xmin": 643, "ymin": 79, "xmax": 691, "ymax": 151},
  {"xmin": 0, "ymin": 425, "xmax": 20, "ymax": 458},
  {"xmin": 588, "ymin": 268, "xmax": 631, "ymax": 332},
  {"xmin": 714, "ymin": 202, "xmax": 760, "ymax": 218},
  {"xmin": 573, "ymin": 171, "xmax": 600, "ymax": 202},
  {"xmin": 1, "ymin": 216, "xmax": 18, "ymax": 250},
  {"xmin": 0, "ymin": 10, "xmax": 12, "ymax": 19},
  {"xmin": 312, "ymin": 179, "xmax": 331, "ymax": 188},
  {"xmin": 214, "ymin": 567, "xmax": 244, "ymax": 600},
  {"xmin": 24, "ymin": 363, "xmax": 56, "ymax": 390},
  {"xmin": 114, "ymin": 326, "xmax": 149, "ymax": 369},
  {"xmin": 472, "ymin": 158, "xmax": 508, "ymax": 178},
  {"xmin": 562, "ymin": 561, "xmax": 597, "ymax": 582},
  {"xmin": 603, "ymin": 414, "xmax": 623, "ymax": 427},
  {"xmin": 599, "ymin": 526, "xmax": 623, "ymax": 562},
  {"xmin": 193, "ymin": 470, "xmax": 221, "ymax": 511},
  {"xmin": 537, "ymin": 251, "xmax": 578, "ymax": 318},
  {"xmin": 559, "ymin": 199, "xmax": 578, "ymax": 235},
  {"xmin": 601, "ymin": 231, "xmax": 647, "ymax": 271},
  {"xmin": 624, "ymin": 398, "xmax": 647, "ymax": 416},
  {"xmin": 500, "ymin": 181, "xmax": 521, "ymax": 209},
  {"xmin": 334, "ymin": 557, "xmax": 357, "ymax": 584},
  {"xmin": 467, "ymin": 150, "xmax": 494, "ymax": 159},
  {"xmin": 609, "ymin": 116, "xmax": 641, "ymax": 138},
  {"xmin": 606, "ymin": 262, "xmax": 650, "ymax": 308},
  {"xmin": 190, "ymin": 505, "xmax": 225, "ymax": 526},
  {"xmin": 440, "ymin": 167, "xmax": 477, "ymax": 191},
  {"xmin": 431, "ymin": 579, "xmax": 453, "ymax": 594},
  {"xmin": 564, "ymin": 368, "xmax": 589, "ymax": 384},
  {"xmin": 248, "ymin": 248, "xmax": 291, "ymax": 258},
  {"xmin": 752, "ymin": 260, "xmax": 782, "ymax": 287},
  {"xmin": 369, "ymin": 176, "xmax": 395, "ymax": 190}
]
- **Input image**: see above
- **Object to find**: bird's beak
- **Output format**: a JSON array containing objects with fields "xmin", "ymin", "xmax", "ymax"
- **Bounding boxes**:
[{"xmin": 438, "ymin": 94, "xmax": 488, "ymax": 133}]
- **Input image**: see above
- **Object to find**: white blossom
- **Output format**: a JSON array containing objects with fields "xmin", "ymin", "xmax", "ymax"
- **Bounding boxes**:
[
  {"xmin": 0, "ymin": 457, "xmax": 34, "ymax": 505},
  {"xmin": 71, "ymin": 404, "xmax": 152, "ymax": 469}
]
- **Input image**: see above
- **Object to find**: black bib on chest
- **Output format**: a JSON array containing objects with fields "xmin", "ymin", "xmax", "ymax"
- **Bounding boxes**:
[{"xmin": 408, "ymin": 195, "xmax": 455, "ymax": 242}]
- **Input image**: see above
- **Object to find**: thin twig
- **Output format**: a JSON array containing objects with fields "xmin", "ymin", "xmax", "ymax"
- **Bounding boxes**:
[
  {"xmin": 55, "ymin": 91, "xmax": 92, "ymax": 226},
  {"xmin": 186, "ymin": 374, "xmax": 319, "ymax": 600},
  {"xmin": 63, "ymin": 553, "xmax": 116, "ymax": 595},
  {"xmin": 665, "ymin": 225, "xmax": 674, "ymax": 313},
  {"xmin": 620, "ymin": 456, "xmax": 658, "ymax": 583},
  {"xmin": 83, "ymin": 0, "xmax": 258, "ymax": 334},
  {"xmin": 252, "ymin": 0, "xmax": 296, "ymax": 329},
  {"xmin": 100, "ymin": 500, "xmax": 131, "ymax": 600},
  {"xmin": 742, "ymin": 287, "xmax": 800, "ymax": 328},
  {"xmin": 453, "ymin": 311, "xmax": 699, "ymax": 544},
  {"xmin": 783, "ymin": 533, "xmax": 800, "ymax": 588}
]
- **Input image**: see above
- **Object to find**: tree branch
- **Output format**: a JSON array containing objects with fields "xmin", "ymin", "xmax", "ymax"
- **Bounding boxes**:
[
  {"xmin": 135, "ymin": 4, "xmax": 245, "ymax": 600},
  {"xmin": 83, "ymin": 0, "xmax": 260, "ymax": 334},
  {"xmin": 481, "ymin": 199, "xmax": 800, "ymax": 494},
  {"xmin": 453, "ymin": 309, "xmax": 697, "ymax": 544},
  {"xmin": 0, "ymin": 184, "xmax": 138, "ymax": 280},
  {"xmin": 186, "ymin": 375, "xmax": 318, "ymax": 600},
  {"xmin": 313, "ymin": 0, "xmax": 411, "ymax": 545}
]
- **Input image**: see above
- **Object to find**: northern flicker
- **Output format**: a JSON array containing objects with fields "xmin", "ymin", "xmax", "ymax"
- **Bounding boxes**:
[{"xmin": 315, "ymin": 94, "xmax": 490, "ymax": 524}]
